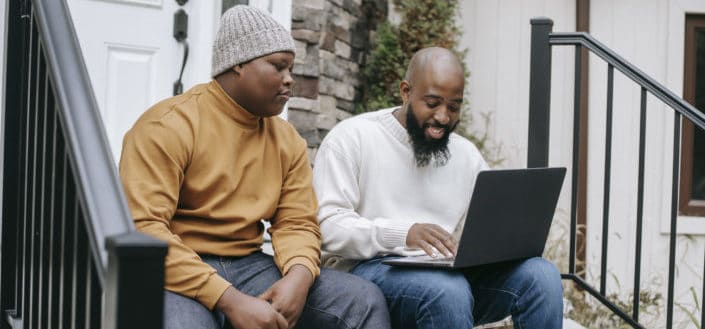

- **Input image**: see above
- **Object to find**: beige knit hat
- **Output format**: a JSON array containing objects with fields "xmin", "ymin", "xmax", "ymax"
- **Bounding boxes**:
[{"xmin": 211, "ymin": 5, "xmax": 296, "ymax": 77}]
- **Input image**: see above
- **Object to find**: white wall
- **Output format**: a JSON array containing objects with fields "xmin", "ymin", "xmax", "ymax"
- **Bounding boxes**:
[
  {"xmin": 458, "ymin": 0, "xmax": 577, "ymax": 280},
  {"xmin": 459, "ymin": 0, "xmax": 576, "ymax": 171}
]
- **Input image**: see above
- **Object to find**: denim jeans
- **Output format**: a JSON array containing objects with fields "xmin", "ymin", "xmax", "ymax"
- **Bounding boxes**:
[
  {"xmin": 164, "ymin": 252, "xmax": 391, "ymax": 329},
  {"xmin": 351, "ymin": 256, "xmax": 563, "ymax": 329}
]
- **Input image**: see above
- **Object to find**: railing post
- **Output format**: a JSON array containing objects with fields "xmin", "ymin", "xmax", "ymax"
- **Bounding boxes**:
[
  {"xmin": 528, "ymin": 17, "xmax": 554, "ymax": 167},
  {"xmin": 1, "ymin": 0, "xmax": 31, "ymax": 327},
  {"xmin": 103, "ymin": 232, "xmax": 167, "ymax": 329}
]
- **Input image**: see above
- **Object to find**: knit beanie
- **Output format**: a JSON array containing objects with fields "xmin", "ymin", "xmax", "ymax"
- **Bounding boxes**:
[{"xmin": 211, "ymin": 5, "xmax": 296, "ymax": 77}]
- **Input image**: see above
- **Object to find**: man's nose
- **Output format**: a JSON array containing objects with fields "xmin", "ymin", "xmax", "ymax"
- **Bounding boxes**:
[
  {"xmin": 283, "ymin": 69, "xmax": 294, "ymax": 86},
  {"xmin": 434, "ymin": 106, "xmax": 450, "ymax": 125}
]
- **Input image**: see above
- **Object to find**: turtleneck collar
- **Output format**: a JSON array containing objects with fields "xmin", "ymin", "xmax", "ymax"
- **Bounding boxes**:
[{"xmin": 207, "ymin": 80, "xmax": 261, "ymax": 129}]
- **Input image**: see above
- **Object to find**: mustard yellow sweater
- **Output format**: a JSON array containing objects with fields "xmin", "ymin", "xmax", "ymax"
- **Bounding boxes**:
[{"xmin": 119, "ymin": 81, "xmax": 320, "ymax": 310}]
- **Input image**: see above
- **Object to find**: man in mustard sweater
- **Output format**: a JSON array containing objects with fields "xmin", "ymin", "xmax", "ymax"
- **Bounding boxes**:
[{"xmin": 119, "ymin": 5, "xmax": 389, "ymax": 329}]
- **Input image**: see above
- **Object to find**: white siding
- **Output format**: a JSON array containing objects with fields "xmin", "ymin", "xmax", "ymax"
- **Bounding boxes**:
[
  {"xmin": 458, "ymin": 0, "xmax": 576, "ymax": 276},
  {"xmin": 459, "ymin": 0, "xmax": 576, "ymax": 170}
]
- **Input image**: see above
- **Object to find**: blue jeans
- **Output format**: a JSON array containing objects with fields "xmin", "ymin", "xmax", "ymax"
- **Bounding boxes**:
[
  {"xmin": 164, "ymin": 252, "xmax": 391, "ymax": 329},
  {"xmin": 351, "ymin": 256, "xmax": 563, "ymax": 329}
]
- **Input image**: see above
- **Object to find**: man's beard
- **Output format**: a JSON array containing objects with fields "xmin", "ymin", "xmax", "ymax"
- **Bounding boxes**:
[{"xmin": 405, "ymin": 105, "xmax": 457, "ymax": 167}]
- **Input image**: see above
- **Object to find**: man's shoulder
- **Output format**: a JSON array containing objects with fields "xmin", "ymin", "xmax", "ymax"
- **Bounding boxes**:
[
  {"xmin": 139, "ymin": 84, "xmax": 208, "ymax": 122},
  {"xmin": 127, "ymin": 85, "xmax": 209, "ymax": 140}
]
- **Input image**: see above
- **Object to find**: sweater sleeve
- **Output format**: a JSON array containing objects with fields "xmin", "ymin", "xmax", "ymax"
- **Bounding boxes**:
[
  {"xmin": 119, "ymin": 118, "xmax": 231, "ymax": 310},
  {"xmin": 269, "ymin": 137, "xmax": 322, "ymax": 278},
  {"xmin": 313, "ymin": 141, "xmax": 415, "ymax": 260}
]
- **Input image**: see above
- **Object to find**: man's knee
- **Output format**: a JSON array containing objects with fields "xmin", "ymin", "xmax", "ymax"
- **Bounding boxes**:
[
  {"xmin": 417, "ymin": 272, "xmax": 474, "ymax": 311},
  {"xmin": 164, "ymin": 291, "xmax": 220, "ymax": 329},
  {"xmin": 375, "ymin": 269, "xmax": 473, "ymax": 313},
  {"xmin": 520, "ymin": 257, "xmax": 563, "ymax": 301},
  {"xmin": 347, "ymin": 275, "xmax": 389, "ymax": 314},
  {"xmin": 388, "ymin": 271, "xmax": 474, "ymax": 328},
  {"xmin": 306, "ymin": 269, "xmax": 390, "ymax": 328}
]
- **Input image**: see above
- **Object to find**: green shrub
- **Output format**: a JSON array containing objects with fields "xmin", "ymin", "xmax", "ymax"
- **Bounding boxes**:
[
  {"xmin": 359, "ymin": 0, "xmax": 466, "ymax": 112},
  {"xmin": 359, "ymin": 0, "xmax": 504, "ymax": 163}
]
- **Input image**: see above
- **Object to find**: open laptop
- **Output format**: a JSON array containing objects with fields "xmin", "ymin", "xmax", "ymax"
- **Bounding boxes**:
[{"xmin": 382, "ymin": 167, "xmax": 566, "ymax": 269}]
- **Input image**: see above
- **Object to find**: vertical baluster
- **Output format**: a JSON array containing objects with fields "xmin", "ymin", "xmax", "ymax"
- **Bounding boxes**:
[
  {"xmin": 45, "ymin": 103, "xmax": 59, "ymax": 329},
  {"xmin": 57, "ymin": 146, "xmax": 66, "ymax": 329},
  {"xmin": 40, "ymin": 73, "xmax": 56, "ymax": 329},
  {"xmin": 633, "ymin": 87, "xmax": 647, "ymax": 322},
  {"xmin": 2, "ymin": 0, "xmax": 31, "ymax": 320},
  {"xmin": 50, "ymin": 111, "xmax": 65, "ymax": 329},
  {"xmin": 569, "ymin": 44, "xmax": 583, "ymax": 275},
  {"xmin": 666, "ymin": 113, "xmax": 680, "ymax": 329},
  {"xmin": 69, "ymin": 199, "xmax": 80, "ymax": 329},
  {"xmin": 92, "ymin": 266, "xmax": 102, "ymax": 329},
  {"xmin": 73, "ymin": 207, "xmax": 88, "ymax": 329},
  {"xmin": 600, "ymin": 65, "xmax": 614, "ymax": 296},
  {"xmin": 60, "ymin": 173, "xmax": 75, "ymax": 329},
  {"xmin": 33, "ymin": 43, "xmax": 49, "ymax": 329},
  {"xmin": 85, "ymin": 254, "xmax": 101, "ymax": 328},
  {"xmin": 30, "ymin": 36, "xmax": 47, "ymax": 329},
  {"xmin": 85, "ymin": 259, "xmax": 93, "ymax": 328},
  {"xmin": 16, "ymin": 8, "xmax": 36, "ymax": 321},
  {"xmin": 23, "ymin": 14, "xmax": 40, "ymax": 327}
]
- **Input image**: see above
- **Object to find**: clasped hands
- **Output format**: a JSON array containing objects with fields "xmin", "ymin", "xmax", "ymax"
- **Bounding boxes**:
[
  {"xmin": 216, "ymin": 264, "xmax": 313, "ymax": 329},
  {"xmin": 406, "ymin": 223, "xmax": 458, "ymax": 258}
]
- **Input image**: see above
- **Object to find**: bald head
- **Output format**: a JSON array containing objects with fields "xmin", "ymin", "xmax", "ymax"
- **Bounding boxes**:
[
  {"xmin": 395, "ymin": 47, "xmax": 465, "ymax": 167},
  {"xmin": 404, "ymin": 47, "xmax": 464, "ymax": 85}
]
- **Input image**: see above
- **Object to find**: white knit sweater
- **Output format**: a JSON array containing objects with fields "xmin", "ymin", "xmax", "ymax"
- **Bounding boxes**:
[{"xmin": 312, "ymin": 108, "xmax": 488, "ymax": 269}]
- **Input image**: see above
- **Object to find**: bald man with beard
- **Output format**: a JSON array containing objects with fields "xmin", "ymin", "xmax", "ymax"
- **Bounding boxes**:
[{"xmin": 312, "ymin": 47, "xmax": 564, "ymax": 329}]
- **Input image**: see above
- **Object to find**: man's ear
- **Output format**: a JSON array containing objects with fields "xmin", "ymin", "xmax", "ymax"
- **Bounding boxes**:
[{"xmin": 400, "ymin": 80, "xmax": 411, "ymax": 103}]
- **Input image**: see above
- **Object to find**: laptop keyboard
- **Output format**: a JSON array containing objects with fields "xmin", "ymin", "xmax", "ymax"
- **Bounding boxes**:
[{"xmin": 415, "ymin": 255, "xmax": 455, "ymax": 263}]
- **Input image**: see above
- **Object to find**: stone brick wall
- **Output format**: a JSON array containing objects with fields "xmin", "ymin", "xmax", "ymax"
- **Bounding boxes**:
[{"xmin": 288, "ymin": 0, "xmax": 387, "ymax": 159}]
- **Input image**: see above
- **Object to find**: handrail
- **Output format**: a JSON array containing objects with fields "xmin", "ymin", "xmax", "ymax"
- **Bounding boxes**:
[
  {"xmin": 549, "ymin": 32, "xmax": 705, "ymax": 130},
  {"xmin": 529, "ymin": 18, "xmax": 692, "ymax": 329},
  {"xmin": 3, "ymin": 1, "xmax": 166, "ymax": 327},
  {"xmin": 31, "ymin": 0, "xmax": 135, "ymax": 281}
]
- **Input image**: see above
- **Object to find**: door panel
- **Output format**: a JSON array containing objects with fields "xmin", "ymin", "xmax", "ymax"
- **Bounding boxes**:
[
  {"xmin": 104, "ymin": 44, "xmax": 157, "ymax": 153},
  {"xmin": 69, "ymin": 0, "xmax": 290, "ymax": 161},
  {"xmin": 67, "ymin": 0, "xmax": 217, "ymax": 162}
]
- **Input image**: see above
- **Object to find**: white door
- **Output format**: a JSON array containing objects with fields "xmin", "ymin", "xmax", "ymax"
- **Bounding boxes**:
[
  {"xmin": 67, "ymin": 0, "xmax": 219, "ymax": 162},
  {"xmin": 68, "ymin": 0, "xmax": 291, "ymax": 162}
]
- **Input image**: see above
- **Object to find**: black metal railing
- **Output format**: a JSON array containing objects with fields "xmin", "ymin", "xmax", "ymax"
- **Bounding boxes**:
[
  {"xmin": 528, "ymin": 18, "xmax": 705, "ymax": 329},
  {"xmin": 0, "ymin": 1, "xmax": 168, "ymax": 328}
]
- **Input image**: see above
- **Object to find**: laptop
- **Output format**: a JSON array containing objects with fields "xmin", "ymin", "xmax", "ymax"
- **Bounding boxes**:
[{"xmin": 382, "ymin": 167, "xmax": 566, "ymax": 269}]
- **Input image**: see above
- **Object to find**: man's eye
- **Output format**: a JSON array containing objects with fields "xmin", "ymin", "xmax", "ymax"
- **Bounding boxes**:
[
  {"xmin": 426, "ymin": 102, "xmax": 439, "ymax": 108},
  {"xmin": 273, "ymin": 62, "xmax": 289, "ymax": 71}
]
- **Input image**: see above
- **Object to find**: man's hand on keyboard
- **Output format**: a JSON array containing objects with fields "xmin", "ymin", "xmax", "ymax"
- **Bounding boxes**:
[{"xmin": 406, "ymin": 223, "xmax": 457, "ymax": 258}]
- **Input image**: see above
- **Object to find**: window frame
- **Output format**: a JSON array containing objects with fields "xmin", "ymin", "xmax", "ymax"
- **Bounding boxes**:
[{"xmin": 679, "ymin": 14, "xmax": 705, "ymax": 216}]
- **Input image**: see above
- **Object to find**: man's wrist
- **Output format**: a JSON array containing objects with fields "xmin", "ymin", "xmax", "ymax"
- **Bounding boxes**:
[
  {"xmin": 286, "ymin": 264, "xmax": 315, "ymax": 288},
  {"xmin": 215, "ymin": 286, "xmax": 245, "ymax": 313}
]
